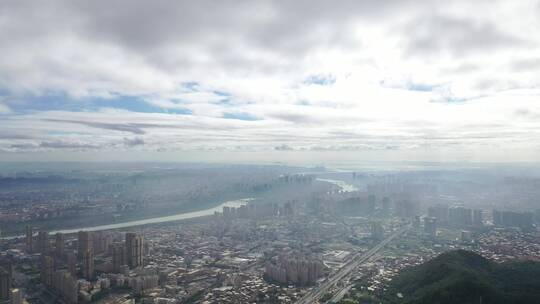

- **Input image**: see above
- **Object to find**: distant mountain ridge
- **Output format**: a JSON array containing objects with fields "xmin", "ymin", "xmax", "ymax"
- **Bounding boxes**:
[{"xmin": 383, "ymin": 250, "xmax": 540, "ymax": 304}]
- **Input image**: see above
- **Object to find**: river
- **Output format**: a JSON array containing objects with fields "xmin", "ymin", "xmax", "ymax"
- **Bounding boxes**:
[
  {"xmin": 4, "ymin": 178, "xmax": 356, "ymax": 238},
  {"xmin": 316, "ymin": 178, "xmax": 359, "ymax": 192},
  {"xmin": 54, "ymin": 178, "xmax": 357, "ymax": 234},
  {"xmin": 3, "ymin": 198, "xmax": 252, "ymax": 238}
]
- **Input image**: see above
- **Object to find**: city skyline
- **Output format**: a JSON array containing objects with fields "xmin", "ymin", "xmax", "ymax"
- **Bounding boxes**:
[{"xmin": 2, "ymin": 2, "xmax": 540, "ymax": 302}]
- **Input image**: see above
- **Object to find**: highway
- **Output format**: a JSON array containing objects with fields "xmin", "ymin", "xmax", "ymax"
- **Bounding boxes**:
[
  {"xmin": 329, "ymin": 283, "xmax": 354, "ymax": 303},
  {"xmin": 296, "ymin": 224, "xmax": 411, "ymax": 304}
]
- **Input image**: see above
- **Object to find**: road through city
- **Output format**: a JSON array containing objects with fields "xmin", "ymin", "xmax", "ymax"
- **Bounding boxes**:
[{"xmin": 296, "ymin": 224, "xmax": 411, "ymax": 304}]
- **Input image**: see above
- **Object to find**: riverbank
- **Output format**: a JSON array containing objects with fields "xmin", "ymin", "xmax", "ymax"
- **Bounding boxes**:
[{"xmin": 2, "ymin": 198, "xmax": 251, "ymax": 239}]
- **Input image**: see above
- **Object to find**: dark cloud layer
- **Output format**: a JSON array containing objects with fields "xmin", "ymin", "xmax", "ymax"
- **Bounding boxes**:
[
  {"xmin": 39, "ymin": 141, "xmax": 99, "ymax": 149},
  {"xmin": 402, "ymin": 15, "xmax": 528, "ymax": 58},
  {"xmin": 123, "ymin": 137, "xmax": 145, "ymax": 147},
  {"xmin": 45, "ymin": 119, "xmax": 147, "ymax": 135}
]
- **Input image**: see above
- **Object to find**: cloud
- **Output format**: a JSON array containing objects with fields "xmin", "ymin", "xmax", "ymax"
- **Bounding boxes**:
[
  {"xmin": 2, "ymin": 0, "xmax": 536, "ymax": 100},
  {"xmin": 274, "ymin": 144, "xmax": 293, "ymax": 151},
  {"xmin": 123, "ymin": 137, "xmax": 145, "ymax": 147},
  {"xmin": 10, "ymin": 143, "xmax": 38, "ymax": 150},
  {"xmin": 45, "ymin": 119, "xmax": 147, "ymax": 135},
  {"xmin": 0, "ymin": 103, "xmax": 11, "ymax": 114},
  {"xmin": 0, "ymin": 131, "xmax": 33, "ymax": 140},
  {"xmin": 39, "ymin": 141, "xmax": 100, "ymax": 150},
  {"xmin": 514, "ymin": 108, "xmax": 540, "ymax": 120},
  {"xmin": 304, "ymin": 74, "xmax": 337, "ymax": 86},
  {"xmin": 401, "ymin": 15, "xmax": 528, "ymax": 58},
  {"xmin": 1, "ymin": 1, "xmax": 540, "ymax": 161},
  {"xmin": 509, "ymin": 58, "xmax": 540, "ymax": 72}
]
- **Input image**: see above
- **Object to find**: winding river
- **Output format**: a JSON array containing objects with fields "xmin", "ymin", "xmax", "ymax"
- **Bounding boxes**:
[
  {"xmin": 4, "ymin": 178, "xmax": 357, "ymax": 238},
  {"xmin": 51, "ymin": 178, "xmax": 358, "ymax": 234},
  {"xmin": 2, "ymin": 198, "xmax": 251, "ymax": 239},
  {"xmin": 50, "ymin": 198, "xmax": 252, "ymax": 234}
]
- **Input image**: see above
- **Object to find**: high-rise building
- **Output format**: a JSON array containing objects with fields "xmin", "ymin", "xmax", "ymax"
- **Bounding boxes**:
[
  {"xmin": 494, "ymin": 210, "xmax": 534, "ymax": 228},
  {"xmin": 424, "ymin": 217, "xmax": 437, "ymax": 237},
  {"xmin": 82, "ymin": 250, "xmax": 94, "ymax": 281},
  {"xmin": 282, "ymin": 202, "xmax": 294, "ymax": 216},
  {"xmin": 66, "ymin": 251, "xmax": 77, "ymax": 278},
  {"xmin": 0, "ymin": 266, "xmax": 11, "ymax": 302},
  {"xmin": 367, "ymin": 194, "xmax": 376, "ymax": 213},
  {"xmin": 25, "ymin": 225, "xmax": 33, "ymax": 253},
  {"xmin": 413, "ymin": 215, "xmax": 422, "ymax": 228},
  {"xmin": 92, "ymin": 231, "xmax": 112, "ymax": 255},
  {"xmin": 158, "ymin": 271, "xmax": 169, "ymax": 288},
  {"xmin": 264, "ymin": 254, "xmax": 323, "ymax": 286},
  {"xmin": 395, "ymin": 200, "xmax": 418, "ymax": 218},
  {"xmin": 472, "ymin": 209, "xmax": 483, "ymax": 226},
  {"xmin": 493, "ymin": 209, "xmax": 502, "ymax": 226},
  {"xmin": 77, "ymin": 231, "xmax": 92, "ymax": 260},
  {"xmin": 52, "ymin": 270, "xmax": 78, "ymax": 304},
  {"xmin": 371, "ymin": 222, "xmax": 384, "ymax": 240},
  {"xmin": 55, "ymin": 233, "xmax": 65, "ymax": 257},
  {"xmin": 10, "ymin": 288, "xmax": 23, "ymax": 304},
  {"xmin": 112, "ymin": 243, "xmax": 126, "ymax": 273},
  {"xmin": 0, "ymin": 260, "xmax": 11, "ymax": 281},
  {"xmin": 37, "ymin": 231, "xmax": 49, "ymax": 254},
  {"xmin": 448, "ymin": 207, "xmax": 472, "ymax": 226},
  {"xmin": 427, "ymin": 204, "xmax": 449, "ymax": 224},
  {"xmin": 381, "ymin": 197, "xmax": 391, "ymax": 214},
  {"xmin": 82, "ymin": 249, "xmax": 94, "ymax": 281},
  {"xmin": 125, "ymin": 233, "xmax": 144, "ymax": 269},
  {"xmin": 40, "ymin": 255, "xmax": 54, "ymax": 286},
  {"xmin": 461, "ymin": 230, "xmax": 472, "ymax": 242}
]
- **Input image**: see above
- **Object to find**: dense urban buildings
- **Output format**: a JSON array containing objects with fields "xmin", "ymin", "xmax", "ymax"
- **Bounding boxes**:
[
  {"xmin": 1, "ymin": 0, "xmax": 540, "ymax": 302},
  {"xmin": 265, "ymin": 254, "xmax": 324, "ymax": 286},
  {"xmin": 493, "ymin": 210, "xmax": 534, "ymax": 228},
  {"xmin": 2, "ymin": 165, "xmax": 540, "ymax": 303}
]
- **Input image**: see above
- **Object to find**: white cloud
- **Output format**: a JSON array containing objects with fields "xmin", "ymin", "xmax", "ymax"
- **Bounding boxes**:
[
  {"xmin": 1, "ymin": 0, "xmax": 540, "ymax": 161},
  {"xmin": 0, "ymin": 103, "xmax": 11, "ymax": 114}
]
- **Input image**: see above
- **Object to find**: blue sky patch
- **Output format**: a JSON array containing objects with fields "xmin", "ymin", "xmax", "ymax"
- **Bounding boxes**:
[
  {"xmin": 5, "ymin": 93, "xmax": 192, "ymax": 115},
  {"xmin": 222, "ymin": 112, "xmax": 261, "ymax": 121},
  {"xmin": 407, "ymin": 83, "xmax": 439, "ymax": 92},
  {"xmin": 304, "ymin": 74, "xmax": 336, "ymax": 86}
]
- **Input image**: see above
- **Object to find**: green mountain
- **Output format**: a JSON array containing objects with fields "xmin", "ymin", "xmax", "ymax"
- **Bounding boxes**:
[{"xmin": 382, "ymin": 250, "xmax": 540, "ymax": 304}]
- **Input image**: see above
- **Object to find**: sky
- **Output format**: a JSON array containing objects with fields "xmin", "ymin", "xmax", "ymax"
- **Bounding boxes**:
[{"xmin": 1, "ymin": 0, "xmax": 540, "ymax": 164}]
